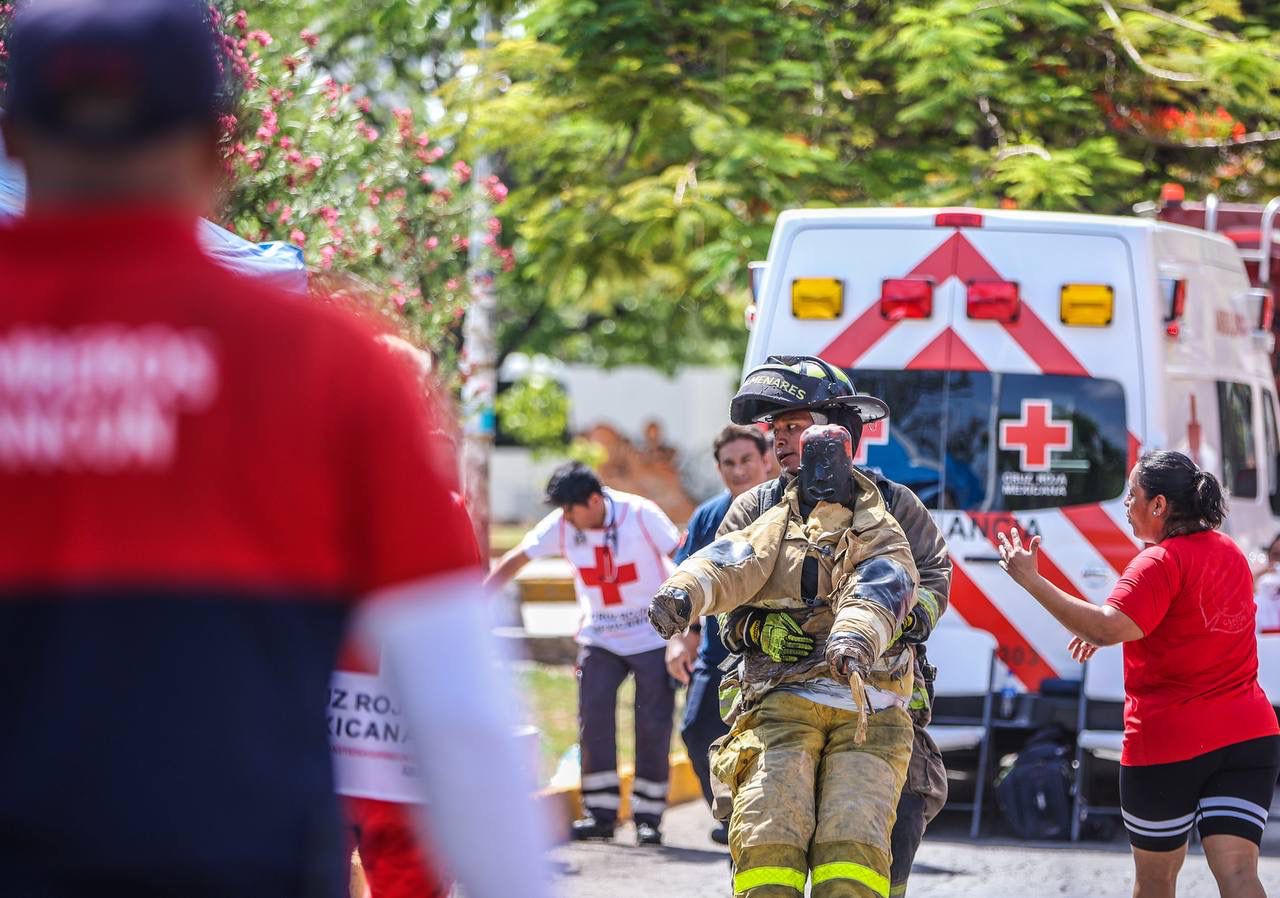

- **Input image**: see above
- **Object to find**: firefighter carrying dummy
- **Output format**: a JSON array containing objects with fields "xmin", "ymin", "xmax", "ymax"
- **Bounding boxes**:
[{"xmin": 648, "ymin": 424, "xmax": 918, "ymax": 898}]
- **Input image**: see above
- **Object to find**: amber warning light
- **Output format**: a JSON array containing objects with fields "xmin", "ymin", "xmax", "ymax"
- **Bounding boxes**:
[
  {"xmin": 791, "ymin": 278, "xmax": 844, "ymax": 319},
  {"xmin": 1060, "ymin": 284, "xmax": 1114, "ymax": 327}
]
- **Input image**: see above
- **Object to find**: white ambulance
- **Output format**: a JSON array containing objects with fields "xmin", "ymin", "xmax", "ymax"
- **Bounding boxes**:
[{"xmin": 745, "ymin": 206, "xmax": 1280, "ymax": 695}]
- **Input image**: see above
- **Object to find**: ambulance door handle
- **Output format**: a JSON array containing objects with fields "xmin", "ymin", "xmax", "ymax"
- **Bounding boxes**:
[{"xmin": 963, "ymin": 554, "xmax": 1002, "ymax": 564}]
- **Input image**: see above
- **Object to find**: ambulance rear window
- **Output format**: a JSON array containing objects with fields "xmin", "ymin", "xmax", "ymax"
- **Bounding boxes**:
[{"xmin": 852, "ymin": 370, "xmax": 1128, "ymax": 511}]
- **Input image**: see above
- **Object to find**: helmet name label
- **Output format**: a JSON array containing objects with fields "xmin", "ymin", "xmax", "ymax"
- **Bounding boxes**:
[{"xmin": 745, "ymin": 373, "xmax": 806, "ymax": 401}]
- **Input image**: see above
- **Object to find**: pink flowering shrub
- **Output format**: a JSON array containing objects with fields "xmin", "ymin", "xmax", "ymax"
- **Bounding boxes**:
[
  {"xmin": 208, "ymin": 7, "xmax": 512, "ymax": 368},
  {"xmin": 0, "ymin": 4, "xmax": 513, "ymax": 373}
]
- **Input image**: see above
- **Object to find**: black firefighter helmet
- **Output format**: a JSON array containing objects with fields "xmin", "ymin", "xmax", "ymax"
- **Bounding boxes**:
[{"xmin": 730, "ymin": 356, "xmax": 889, "ymax": 434}]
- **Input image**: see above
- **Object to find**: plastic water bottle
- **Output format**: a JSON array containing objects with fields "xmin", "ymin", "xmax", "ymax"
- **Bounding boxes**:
[
  {"xmin": 550, "ymin": 743, "xmax": 581, "ymax": 789},
  {"xmin": 1000, "ymin": 676, "xmax": 1017, "ymax": 718}
]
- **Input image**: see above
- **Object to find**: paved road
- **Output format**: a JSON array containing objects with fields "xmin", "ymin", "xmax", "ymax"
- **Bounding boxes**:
[{"xmin": 549, "ymin": 800, "xmax": 1280, "ymax": 898}]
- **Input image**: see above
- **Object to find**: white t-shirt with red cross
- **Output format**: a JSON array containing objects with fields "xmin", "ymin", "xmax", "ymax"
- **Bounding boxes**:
[{"xmin": 518, "ymin": 488, "xmax": 679, "ymax": 656}]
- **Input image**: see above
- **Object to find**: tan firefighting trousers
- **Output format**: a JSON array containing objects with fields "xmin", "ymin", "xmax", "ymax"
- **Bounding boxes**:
[{"xmin": 712, "ymin": 691, "xmax": 914, "ymax": 898}]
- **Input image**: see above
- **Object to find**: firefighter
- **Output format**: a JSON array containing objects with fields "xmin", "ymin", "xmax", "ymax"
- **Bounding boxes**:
[
  {"xmin": 717, "ymin": 356, "xmax": 951, "ymax": 898},
  {"xmin": 649, "ymin": 424, "xmax": 918, "ymax": 897}
]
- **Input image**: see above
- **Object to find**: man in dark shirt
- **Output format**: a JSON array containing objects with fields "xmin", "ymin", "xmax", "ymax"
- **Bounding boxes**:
[{"xmin": 668, "ymin": 424, "xmax": 770, "ymax": 843}]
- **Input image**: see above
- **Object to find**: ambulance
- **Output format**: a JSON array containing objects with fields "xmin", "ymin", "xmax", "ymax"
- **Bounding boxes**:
[{"xmin": 743, "ymin": 205, "xmax": 1280, "ymax": 695}]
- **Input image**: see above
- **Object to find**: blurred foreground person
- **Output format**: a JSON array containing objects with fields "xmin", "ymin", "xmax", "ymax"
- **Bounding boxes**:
[
  {"xmin": 1000, "ymin": 451, "xmax": 1279, "ymax": 898},
  {"xmin": 341, "ymin": 337, "xmax": 454, "ymax": 898},
  {"xmin": 0, "ymin": 3, "xmax": 550, "ymax": 897}
]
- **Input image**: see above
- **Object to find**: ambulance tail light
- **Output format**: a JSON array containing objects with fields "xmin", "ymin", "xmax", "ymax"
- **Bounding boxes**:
[
  {"xmin": 791, "ymin": 277, "xmax": 844, "ymax": 319},
  {"xmin": 1060, "ymin": 284, "xmax": 1114, "ymax": 327},
  {"xmin": 935, "ymin": 211, "xmax": 984, "ymax": 228},
  {"xmin": 1245, "ymin": 286, "xmax": 1274, "ymax": 332},
  {"xmin": 879, "ymin": 278, "xmax": 933, "ymax": 320},
  {"xmin": 966, "ymin": 280, "xmax": 1021, "ymax": 322},
  {"xmin": 1162, "ymin": 278, "xmax": 1187, "ymax": 323}
]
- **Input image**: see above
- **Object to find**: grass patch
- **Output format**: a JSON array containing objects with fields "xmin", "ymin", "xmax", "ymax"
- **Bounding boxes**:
[
  {"xmin": 490, "ymin": 523, "xmax": 530, "ymax": 556},
  {"xmin": 516, "ymin": 661, "xmax": 687, "ymax": 783}
]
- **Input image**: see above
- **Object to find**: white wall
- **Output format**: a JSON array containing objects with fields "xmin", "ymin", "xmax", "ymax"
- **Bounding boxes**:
[{"xmin": 491, "ymin": 364, "xmax": 739, "ymax": 524}]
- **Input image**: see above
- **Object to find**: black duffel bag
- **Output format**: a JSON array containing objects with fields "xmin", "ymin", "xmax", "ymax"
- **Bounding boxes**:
[{"xmin": 995, "ymin": 725, "xmax": 1074, "ymax": 840}]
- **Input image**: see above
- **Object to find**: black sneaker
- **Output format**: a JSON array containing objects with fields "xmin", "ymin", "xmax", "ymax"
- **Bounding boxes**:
[
  {"xmin": 710, "ymin": 822, "xmax": 729, "ymax": 845},
  {"xmin": 570, "ymin": 815, "xmax": 616, "ymax": 841},
  {"xmin": 636, "ymin": 821, "xmax": 663, "ymax": 846}
]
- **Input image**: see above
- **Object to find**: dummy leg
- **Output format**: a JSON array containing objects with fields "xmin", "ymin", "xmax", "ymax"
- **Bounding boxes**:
[
  {"xmin": 811, "ymin": 706, "xmax": 913, "ymax": 898},
  {"xmin": 722, "ymin": 692, "xmax": 824, "ymax": 897}
]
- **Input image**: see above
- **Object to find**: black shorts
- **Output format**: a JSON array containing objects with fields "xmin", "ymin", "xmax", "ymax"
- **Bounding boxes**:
[{"xmin": 1119, "ymin": 735, "xmax": 1280, "ymax": 851}]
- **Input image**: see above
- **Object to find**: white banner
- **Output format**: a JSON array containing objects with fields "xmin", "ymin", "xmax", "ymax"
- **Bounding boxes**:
[{"xmin": 328, "ymin": 668, "xmax": 421, "ymax": 803}]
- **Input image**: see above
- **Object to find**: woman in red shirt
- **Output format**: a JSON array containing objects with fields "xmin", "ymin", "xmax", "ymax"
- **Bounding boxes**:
[{"xmin": 1000, "ymin": 450, "xmax": 1279, "ymax": 898}]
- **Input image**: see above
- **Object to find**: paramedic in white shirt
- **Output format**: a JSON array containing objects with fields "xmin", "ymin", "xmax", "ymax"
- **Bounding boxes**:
[
  {"xmin": 1255, "ymin": 535, "xmax": 1280, "ymax": 632},
  {"xmin": 487, "ymin": 462, "xmax": 680, "ymax": 846}
]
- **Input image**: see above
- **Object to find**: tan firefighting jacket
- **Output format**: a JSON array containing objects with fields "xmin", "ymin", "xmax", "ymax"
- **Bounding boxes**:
[{"xmin": 660, "ymin": 470, "xmax": 918, "ymax": 710}]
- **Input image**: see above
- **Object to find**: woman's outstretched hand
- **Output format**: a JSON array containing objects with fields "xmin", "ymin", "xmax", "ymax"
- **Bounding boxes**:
[
  {"xmin": 1068, "ymin": 636, "xmax": 1098, "ymax": 663},
  {"xmin": 997, "ymin": 527, "xmax": 1043, "ymax": 589}
]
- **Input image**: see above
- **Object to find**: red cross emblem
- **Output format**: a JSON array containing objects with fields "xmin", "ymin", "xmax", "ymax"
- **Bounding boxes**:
[
  {"xmin": 578, "ymin": 546, "xmax": 639, "ymax": 606},
  {"xmin": 999, "ymin": 399, "xmax": 1072, "ymax": 472},
  {"xmin": 853, "ymin": 417, "xmax": 889, "ymax": 465}
]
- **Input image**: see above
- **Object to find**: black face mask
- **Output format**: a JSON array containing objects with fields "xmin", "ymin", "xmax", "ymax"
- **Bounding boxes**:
[{"xmin": 800, "ymin": 434, "xmax": 856, "ymax": 507}]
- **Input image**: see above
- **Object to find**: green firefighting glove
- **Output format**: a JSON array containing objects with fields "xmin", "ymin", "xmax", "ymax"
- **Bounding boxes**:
[{"xmin": 744, "ymin": 610, "xmax": 815, "ymax": 663}]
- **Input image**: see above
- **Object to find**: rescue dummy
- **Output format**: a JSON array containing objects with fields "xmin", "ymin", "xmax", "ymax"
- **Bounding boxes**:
[{"xmin": 648, "ymin": 424, "xmax": 918, "ymax": 898}]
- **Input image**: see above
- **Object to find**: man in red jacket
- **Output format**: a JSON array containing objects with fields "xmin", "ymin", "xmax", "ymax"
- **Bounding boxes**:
[{"xmin": 0, "ymin": 3, "xmax": 550, "ymax": 897}]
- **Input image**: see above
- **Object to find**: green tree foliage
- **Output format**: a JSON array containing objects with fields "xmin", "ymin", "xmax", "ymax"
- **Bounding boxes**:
[
  {"xmin": 5, "ymin": 3, "xmax": 1280, "ymax": 379},
  {"xmin": 494, "ymin": 373, "xmax": 570, "ymax": 451},
  {"xmin": 454, "ymin": 0, "xmax": 1280, "ymax": 371},
  {"xmin": 213, "ymin": 6, "xmax": 515, "ymax": 375}
]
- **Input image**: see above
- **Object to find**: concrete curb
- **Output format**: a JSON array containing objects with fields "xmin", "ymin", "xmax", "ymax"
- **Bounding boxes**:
[{"xmin": 538, "ymin": 752, "xmax": 702, "ymax": 838}]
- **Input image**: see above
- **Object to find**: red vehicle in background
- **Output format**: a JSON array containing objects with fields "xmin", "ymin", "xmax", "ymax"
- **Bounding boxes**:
[{"xmin": 1151, "ymin": 185, "xmax": 1280, "ymax": 377}]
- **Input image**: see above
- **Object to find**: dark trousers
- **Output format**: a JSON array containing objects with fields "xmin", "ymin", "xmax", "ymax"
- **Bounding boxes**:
[
  {"xmin": 578, "ymin": 644, "xmax": 675, "ymax": 826},
  {"xmin": 889, "ymin": 723, "xmax": 948, "ymax": 896},
  {"xmin": 889, "ymin": 790, "xmax": 927, "ymax": 896},
  {"xmin": 680, "ymin": 664, "xmax": 729, "ymax": 809}
]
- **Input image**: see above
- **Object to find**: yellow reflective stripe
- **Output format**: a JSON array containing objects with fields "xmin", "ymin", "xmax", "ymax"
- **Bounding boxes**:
[
  {"xmin": 733, "ymin": 865, "xmax": 806, "ymax": 893},
  {"xmin": 811, "ymin": 862, "xmax": 889, "ymax": 897},
  {"xmin": 916, "ymin": 587, "xmax": 941, "ymax": 626},
  {"xmin": 888, "ymin": 885, "xmax": 908, "ymax": 898}
]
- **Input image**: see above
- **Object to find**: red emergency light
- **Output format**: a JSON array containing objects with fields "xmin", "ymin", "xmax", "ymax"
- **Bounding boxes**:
[
  {"xmin": 935, "ymin": 211, "xmax": 984, "ymax": 228},
  {"xmin": 1259, "ymin": 291, "xmax": 1275, "ymax": 332},
  {"xmin": 966, "ymin": 280, "xmax": 1020, "ymax": 322},
  {"xmin": 879, "ymin": 278, "xmax": 933, "ymax": 320}
]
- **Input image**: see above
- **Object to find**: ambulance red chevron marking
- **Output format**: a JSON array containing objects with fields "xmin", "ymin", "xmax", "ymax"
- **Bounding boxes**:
[
  {"xmin": 908, "ymin": 232, "xmax": 963, "ymax": 283},
  {"xmin": 1001, "ymin": 304, "xmax": 1089, "ymax": 377},
  {"xmin": 906, "ymin": 328, "xmax": 986, "ymax": 371},
  {"xmin": 949, "ymin": 564, "xmax": 1055, "ymax": 689},
  {"xmin": 952, "ymin": 232, "xmax": 1000, "ymax": 282},
  {"xmin": 820, "ymin": 301, "xmax": 898, "ymax": 368},
  {"xmin": 968, "ymin": 511, "xmax": 1086, "ymax": 601},
  {"xmin": 1061, "ymin": 504, "xmax": 1140, "ymax": 575}
]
